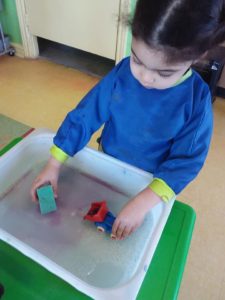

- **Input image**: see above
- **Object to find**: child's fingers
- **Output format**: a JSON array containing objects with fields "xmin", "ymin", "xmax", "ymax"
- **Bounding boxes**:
[
  {"xmin": 30, "ymin": 177, "xmax": 48, "ymax": 202},
  {"xmin": 113, "ymin": 219, "xmax": 133, "ymax": 240},
  {"xmin": 115, "ymin": 222, "xmax": 129, "ymax": 240},
  {"xmin": 115, "ymin": 225, "xmax": 124, "ymax": 240},
  {"xmin": 112, "ymin": 219, "xmax": 121, "ymax": 237},
  {"xmin": 30, "ymin": 186, "xmax": 38, "ymax": 202},
  {"xmin": 31, "ymin": 188, "xmax": 39, "ymax": 202},
  {"xmin": 113, "ymin": 219, "xmax": 136, "ymax": 240},
  {"xmin": 51, "ymin": 181, "xmax": 58, "ymax": 199},
  {"xmin": 121, "ymin": 226, "xmax": 133, "ymax": 239},
  {"xmin": 31, "ymin": 179, "xmax": 41, "ymax": 202}
]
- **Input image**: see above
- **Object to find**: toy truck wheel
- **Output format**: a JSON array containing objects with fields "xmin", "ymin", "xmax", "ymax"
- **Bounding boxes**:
[{"xmin": 97, "ymin": 226, "xmax": 105, "ymax": 233}]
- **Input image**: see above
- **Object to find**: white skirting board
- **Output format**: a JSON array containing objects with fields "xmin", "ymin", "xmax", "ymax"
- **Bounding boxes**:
[{"xmin": 11, "ymin": 42, "xmax": 25, "ymax": 58}]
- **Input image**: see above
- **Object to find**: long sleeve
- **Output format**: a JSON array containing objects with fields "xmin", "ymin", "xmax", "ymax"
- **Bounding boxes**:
[
  {"xmin": 153, "ymin": 89, "xmax": 213, "ymax": 194},
  {"xmin": 53, "ymin": 60, "xmax": 124, "ymax": 156}
]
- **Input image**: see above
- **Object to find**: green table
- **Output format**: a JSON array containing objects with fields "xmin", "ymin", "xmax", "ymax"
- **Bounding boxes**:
[{"xmin": 0, "ymin": 123, "xmax": 196, "ymax": 300}]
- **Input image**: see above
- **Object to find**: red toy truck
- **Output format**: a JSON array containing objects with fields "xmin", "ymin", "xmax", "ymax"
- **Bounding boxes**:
[{"xmin": 84, "ymin": 201, "xmax": 116, "ymax": 239}]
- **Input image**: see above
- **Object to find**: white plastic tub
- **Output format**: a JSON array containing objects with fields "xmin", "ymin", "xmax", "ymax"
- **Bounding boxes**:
[{"xmin": 0, "ymin": 129, "xmax": 174, "ymax": 299}]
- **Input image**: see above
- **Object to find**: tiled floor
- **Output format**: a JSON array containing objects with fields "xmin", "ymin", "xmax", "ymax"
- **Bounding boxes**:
[{"xmin": 0, "ymin": 56, "xmax": 225, "ymax": 299}]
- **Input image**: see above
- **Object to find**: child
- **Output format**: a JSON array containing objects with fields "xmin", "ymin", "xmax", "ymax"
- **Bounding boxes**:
[{"xmin": 31, "ymin": 0, "xmax": 225, "ymax": 240}]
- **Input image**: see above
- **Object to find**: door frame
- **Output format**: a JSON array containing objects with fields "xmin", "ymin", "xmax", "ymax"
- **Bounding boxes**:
[
  {"xmin": 15, "ymin": 0, "xmax": 39, "ymax": 58},
  {"xmin": 116, "ymin": 0, "xmax": 131, "ymax": 62},
  {"xmin": 16, "ymin": 0, "xmax": 130, "ymax": 62}
]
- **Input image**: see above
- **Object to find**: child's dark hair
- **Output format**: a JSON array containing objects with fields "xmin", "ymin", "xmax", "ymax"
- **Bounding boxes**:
[{"xmin": 131, "ymin": 0, "xmax": 225, "ymax": 62}]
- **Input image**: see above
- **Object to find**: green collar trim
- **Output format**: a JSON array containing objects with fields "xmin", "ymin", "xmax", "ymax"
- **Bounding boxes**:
[{"xmin": 173, "ymin": 68, "xmax": 192, "ymax": 87}]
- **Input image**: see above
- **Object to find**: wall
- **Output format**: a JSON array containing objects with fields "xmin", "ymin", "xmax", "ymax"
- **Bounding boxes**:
[
  {"xmin": 0, "ymin": 0, "xmax": 135, "ymax": 57},
  {"xmin": 0, "ymin": 0, "xmax": 22, "ymax": 44}
]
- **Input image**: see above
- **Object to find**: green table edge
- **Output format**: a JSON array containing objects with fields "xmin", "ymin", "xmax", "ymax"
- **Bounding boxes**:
[
  {"xmin": 0, "ymin": 136, "xmax": 196, "ymax": 300},
  {"xmin": 0, "ymin": 137, "xmax": 23, "ymax": 156},
  {"xmin": 0, "ymin": 128, "xmax": 34, "ymax": 157},
  {"xmin": 137, "ymin": 201, "xmax": 196, "ymax": 300}
]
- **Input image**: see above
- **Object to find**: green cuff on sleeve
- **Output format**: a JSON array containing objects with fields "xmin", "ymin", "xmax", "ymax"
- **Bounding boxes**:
[
  {"xmin": 148, "ymin": 178, "xmax": 175, "ymax": 203},
  {"xmin": 50, "ymin": 145, "xmax": 69, "ymax": 163}
]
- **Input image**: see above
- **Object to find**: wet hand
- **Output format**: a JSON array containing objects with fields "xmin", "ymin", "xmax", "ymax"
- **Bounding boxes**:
[
  {"xmin": 112, "ymin": 187, "xmax": 162, "ymax": 240},
  {"xmin": 30, "ymin": 157, "xmax": 61, "ymax": 202},
  {"xmin": 112, "ymin": 199, "xmax": 146, "ymax": 240}
]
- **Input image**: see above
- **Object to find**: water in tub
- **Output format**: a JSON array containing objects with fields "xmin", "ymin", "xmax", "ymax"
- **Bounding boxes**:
[{"xmin": 0, "ymin": 161, "xmax": 154, "ymax": 288}]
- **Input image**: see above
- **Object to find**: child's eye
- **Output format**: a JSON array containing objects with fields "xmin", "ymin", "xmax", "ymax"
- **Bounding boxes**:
[{"xmin": 158, "ymin": 72, "xmax": 173, "ymax": 78}]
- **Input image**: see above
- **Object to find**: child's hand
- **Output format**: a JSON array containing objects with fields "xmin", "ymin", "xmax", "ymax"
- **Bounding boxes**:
[
  {"xmin": 112, "ymin": 187, "xmax": 162, "ymax": 240},
  {"xmin": 30, "ymin": 157, "xmax": 62, "ymax": 202}
]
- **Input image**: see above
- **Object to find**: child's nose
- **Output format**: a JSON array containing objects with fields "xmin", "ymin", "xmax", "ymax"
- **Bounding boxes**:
[{"xmin": 141, "ymin": 70, "xmax": 156, "ymax": 85}]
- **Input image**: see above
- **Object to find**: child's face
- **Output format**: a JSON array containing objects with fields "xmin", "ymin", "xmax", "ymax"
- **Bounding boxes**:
[{"xmin": 130, "ymin": 38, "xmax": 193, "ymax": 90}]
